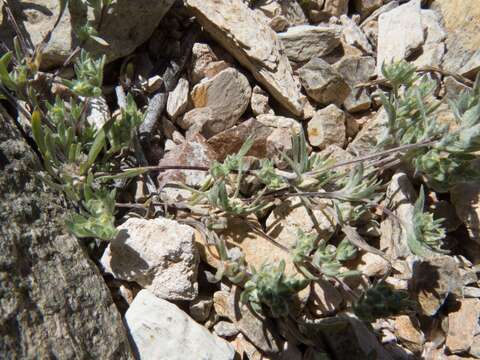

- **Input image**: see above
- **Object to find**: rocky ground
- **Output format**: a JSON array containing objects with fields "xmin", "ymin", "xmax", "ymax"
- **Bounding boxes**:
[{"xmin": 1, "ymin": 0, "xmax": 480, "ymax": 359}]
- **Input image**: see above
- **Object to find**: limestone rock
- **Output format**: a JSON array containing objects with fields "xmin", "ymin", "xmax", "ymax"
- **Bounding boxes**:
[
  {"xmin": 308, "ymin": 280, "xmax": 343, "ymax": 317},
  {"xmin": 410, "ymin": 256, "xmax": 462, "ymax": 316},
  {"xmin": 189, "ymin": 296, "xmax": 214, "ymax": 323},
  {"xmin": 303, "ymin": 0, "xmax": 350, "ymax": 23},
  {"xmin": 167, "ymin": 77, "xmax": 190, "ymax": 120},
  {"xmin": 101, "ymin": 217, "xmax": 199, "ymax": 301},
  {"xmin": 298, "ymin": 58, "xmax": 350, "ymax": 106},
  {"xmin": 189, "ymin": 43, "xmax": 231, "ymax": 84},
  {"xmin": 0, "ymin": 111, "xmax": 132, "ymax": 358},
  {"xmin": 185, "ymin": 0, "xmax": 304, "ymax": 116},
  {"xmin": 278, "ymin": 25, "xmax": 342, "ymax": 64},
  {"xmin": 125, "ymin": 289, "xmax": 234, "ymax": 360},
  {"xmin": 254, "ymin": 0, "xmax": 308, "ymax": 29},
  {"xmin": 360, "ymin": 1, "xmax": 400, "ymax": 52},
  {"xmin": 354, "ymin": 252, "xmax": 391, "ymax": 277},
  {"xmin": 307, "ymin": 104, "xmax": 346, "ymax": 149},
  {"xmin": 213, "ymin": 321, "xmax": 239, "ymax": 338},
  {"xmin": 451, "ymin": 183, "xmax": 480, "ymax": 245},
  {"xmin": 347, "ymin": 108, "xmax": 387, "ymax": 156},
  {"xmin": 446, "ymin": 299, "xmax": 480, "ymax": 354},
  {"xmin": 380, "ymin": 172, "xmax": 417, "ymax": 259},
  {"xmin": 334, "ymin": 56, "xmax": 375, "ymax": 113},
  {"xmin": 185, "ymin": 68, "xmax": 251, "ymax": 138},
  {"xmin": 413, "ymin": 10, "xmax": 446, "ymax": 68},
  {"xmin": 0, "ymin": 0, "xmax": 175, "ymax": 69},
  {"xmin": 340, "ymin": 15, "xmax": 374, "ymax": 55},
  {"xmin": 393, "ymin": 315, "xmax": 425, "ymax": 354},
  {"xmin": 431, "ymin": 0, "xmax": 480, "ymax": 77},
  {"xmin": 251, "ymin": 85, "xmax": 274, "ymax": 116},
  {"xmin": 353, "ymin": 0, "xmax": 384, "ymax": 20},
  {"xmin": 318, "ymin": 144, "xmax": 355, "ymax": 171},
  {"xmin": 213, "ymin": 289, "xmax": 282, "ymax": 354},
  {"xmin": 376, "ymin": 0, "xmax": 424, "ymax": 75}
]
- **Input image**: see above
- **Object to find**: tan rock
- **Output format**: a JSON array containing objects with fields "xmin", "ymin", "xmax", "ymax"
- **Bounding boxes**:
[
  {"xmin": 307, "ymin": 104, "xmax": 346, "ymax": 149},
  {"xmin": 431, "ymin": 0, "xmax": 480, "ymax": 77},
  {"xmin": 308, "ymin": 280, "xmax": 343, "ymax": 317},
  {"xmin": 340, "ymin": 15, "xmax": 373, "ymax": 55},
  {"xmin": 185, "ymin": 0, "xmax": 304, "ymax": 116},
  {"xmin": 305, "ymin": 0, "xmax": 349, "ymax": 23},
  {"xmin": 189, "ymin": 43, "xmax": 231, "ymax": 84},
  {"xmin": 446, "ymin": 299, "xmax": 480, "ymax": 354},
  {"xmin": 354, "ymin": 252, "xmax": 390, "ymax": 277},
  {"xmin": 251, "ymin": 85, "xmax": 274, "ymax": 116},
  {"xmin": 413, "ymin": 10, "xmax": 446, "ymax": 68},
  {"xmin": 360, "ymin": 1, "xmax": 399, "ymax": 52},
  {"xmin": 353, "ymin": 0, "xmax": 384, "ymax": 20},
  {"xmin": 377, "ymin": 0, "xmax": 424, "ymax": 75},
  {"xmin": 298, "ymin": 58, "xmax": 350, "ymax": 106},
  {"xmin": 254, "ymin": 0, "xmax": 308, "ymax": 28},
  {"xmin": 347, "ymin": 108, "xmax": 387, "ymax": 156},
  {"xmin": 187, "ymin": 68, "xmax": 251, "ymax": 138},
  {"xmin": 394, "ymin": 315, "xmax": 425, "ymax": 353},
  {"xmin": 167, "ymin": 77, "xmax": 190, "ymax": 120}
]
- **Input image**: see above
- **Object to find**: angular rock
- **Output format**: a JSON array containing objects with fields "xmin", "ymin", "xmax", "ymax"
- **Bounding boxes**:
[
  {"xmin": 167, "ymin": 77, "xmax": 190, "ymax": 120},
  {"xmin": 278, "ymin": 25, "xmax": 342, "ymax": 64},
  {"xmin": 254, "ymin": 0, "xmax": 308, "ymax": 28},
  {"xmin": 353, "ymin": 0, "xmax": 384, "ymax": 20},
  {"xmin": 431, "ymin": 0, "xmax": 480, "ymax": 77},
  {"xmin": 393, "ymin": 315, "xmax": 425, "ymax": 354},
  {"xmin": 307, "ymin": 104, "xmax": 346, "ymax": 149},
  {"xmin": 446, "ymin": 299, "xmax": 480, "ymax": 354},
  {"xmin": 0, "ymin": 111, "xmax": 132, "ymax": 358},
  {"xmin": 0, "ymin": 0, "xmax": 175, "ymax": 69},
  {"xmin": 189, "ymin": 296, "xmax": 214, "ymax": 323},
  {"xmin": 413, "ymin": 10, "xmax": 446, "ymax": 68},
  {"xmin": 318, "ymin": 144, "xmax": 355, "ymax": 171},
  {"xmin": 303, "ymin": 0, "xmax": 349, "ymax": 23},
  {"xmin": 185, "ymin": 68, "xmax": 251, "ymax": 138},
  {"xmin": 213, "ymin": 321, "xmax": 239, "ymax": 338},
  {"xmin": 347, "ymin": 108, "xmax": 387, "ymax": 156},
  {"xmin": 125, "ymin": 289, "xmax": 234, "ymax": 360},
  {"xmin": 354, "ymin": 252, "xmax": 391, "ymax": 277},
  {"xmin": 340, "ymin": 15, "xmax": 374, "ymax": 55},
  {"xmin": 213, "ymin": 289, "xmax": 282, "ymax": 354},
  {"xmin": 451, "ymin": 183, "xmax": 480, "ymax": 245},
  {"xmin": 101, "ymin": 217, "xmax": 199, "ymax": 301},
  {"xmin": 185, "ymin": 0, "xmax": 304, "ymax": 116},
  {"xmin": 410, "ymin": 255, "xmax": 462, "ymax": 316},
  {"xmin": 251, "ymin": 85, "xmax": 274, "ymax": 116},
  {"xmin": 256, "ymin": 114, "xmax": 303, "ymax": 159},
  {"xmin": 308, "ymin": 280, "xmax": 343, "ymax": 317},
  {"xmin": 188, "ymin": 43, "xmax": 231, "ymax": 84},
  {"xmin": 360, "ymin": 1, "xmax": 400, "ymax": 52},
  {"xmin": 376, "ymin": 0, "xmax": 424, "ymax": 75},
  {"xmin": 380, "ymin": 172, "xmax": 417, "ymax": 259},
  {"xmin": 298, "ymin": 58, "xmax": 350, "ymax": 106},
  {"xmin": 334, "ymin": 56, "xmax": 375, "ymax": 113}
]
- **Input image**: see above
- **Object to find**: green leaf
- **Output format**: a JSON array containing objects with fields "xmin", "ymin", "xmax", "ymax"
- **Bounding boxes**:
[
  {"xmin": 31, "ymin": 110, "xmax": 47, "ymax": 156},
  {"xmin": 80, "ymin": 128, "xmax": 105, "ymax": 174}
]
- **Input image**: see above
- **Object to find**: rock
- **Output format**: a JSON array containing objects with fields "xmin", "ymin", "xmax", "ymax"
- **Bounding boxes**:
[
  {"xmin": 185, "ymin": 0, "xmax": 304, "ymax": 117},
  {"xmin": 347, "ymin": 107, "xmax": 387, "ymax": 156},
  {"xmin": 254, "ymin": 0, "xmax": 308, "ymax": 29},
  {"xmin": 334, "ymin": 56, "xmax": 375, "ymax": 113},
  {"xmin": 353, "ymin": 0, "xmax": 384, "ymax": 20},
  {"xmin": 213, "ymin": 289, "xmax": 282, "ymax": 354},
  {"xmin": 278, "ymin": 25, "xmax": 342, "ymax": 64},
  {"xmin": 101, "ymin": 217, "xmax": 199, "ymax": 301},
  {"xmin": 256, "ymin": 114, "xmax": 303, "ymax": 159},
  {"xmin": 0, "ymin": 0, "xmax": 175, "ymax": 69},
  {"xmin": 230, "ymin": 334, "xmax": 264, "ymax": 360},
  {"xmin": 251, "ymin": 85, "xmax": 274, "ymax": 116},
  {"xmin": 167, "ymin": 77, "xmax": 190, "ymax": 120},
  {"xmin": 413, "ymin": 10, "xmax": 446, "ymax": 68},
  {"xmin": 471, "ymin": 335, "xmax": 480, "ymax": 358},
  {"xmin": 431, "ymin": 0, "xmax": 480, "ymax": 77},
  {"xmin": 376, "ymin": 0, "xmax": 424, "ymax": 75},
  {"xmin": 185, "ymin": 68, "xmax": 251, "ymax": 138},
  {"xmin": 86, "ymin": 96, "xmax": 110, "ymax": 130},
  {"xmin": 394, "ymin": 315, "xmax": 425, "ymax": 354},
  {"xmin": 189, "ymin": 296, "xmax": 214, "ymax": 323},
  {"xmin": 298, "ymin": 58, "xmax": 350, "ymax": 106},
  {"xmin": 125, "ymin": 289, "xmax": 234, "ymax": 360},
  {"xmin": 307, "ymin": 104, "xmax": 346, "ymax": 149},
  {"xmin": 410, "ymin": 255, "xmax": 462, "ymax": 316},
  {"xmin": 451, "ymin": 183, "xmax": 480, "ymax": 245},
  {"xmin": 266, "ymin": 197, "xmax": 336, "ymax": 249},
  {"xmin": 446, "ymin": 299, "xmax": 480, "ymax": 354},
  {"xmin": 380, "ymin": 172, "xmax": 417, "ymax": 259},
  {"xmin": 444, "ymin": 76, "xmax": 470, "ymax": 100},
  {"xmin": 309, "ymin": 280, "xmax": 343, "ymax": 317},
  {"xmin": 157, "ymin": 134, "xmax": 217, "ymax": 189},
  {"xmin": 360, "ymin": 1, "xmax": 399, "ymax": 52},
  {"xmin": 213, "ymin": 321, "xmax": 239, "ymax": 338},
  {"xmin": 340, "ymin": 15, "xmax": 374, "ymax": 55},
  {"xmin": 0, "ymin": 111, "xmax": 132, "ymax": 358},
  {"xmin": 318, "ymin": 144, "xmax": 355, "ymax": 171},
  {"xmin": 303, "ymin": 0, "xmax": 350, "ymax": 23},
  {"xmin": 188, "ymin": 43, "xmax": 231, "ymax": 84},
  {"xmin": 354, "ymin": 252, "xmax": 391, "ymax": 277}
]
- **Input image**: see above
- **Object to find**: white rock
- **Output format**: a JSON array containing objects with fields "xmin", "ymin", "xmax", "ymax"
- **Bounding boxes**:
[
  {"xmin": 278, "ymin": 25, "xmax": 342, "ymax": 64},
  {"xmin": 167, "ymin": 77, "xmax": 190, "ymax": 120},
  {"xmin": 213, "ymin": 321, "xmax": 239, "ymax": 338},
  {"xmin": 360, "ymin": 1, "xmax": 399, "ymax": 51},
  {"xmin": 413, "ymin": 10, "xmax": 446, "ymax": 68},
  {"xmin": 185, "ymin": 0, "xmax": 304, "ymax": 117},
  {"xmin": 298, "ymin": 58, "xmax": 350, "ymax": 106},
  {"xmin": 307, "ymin": 104, "xmax": 346, "ymax": 149},
  {"xmin": 125, "ymin": 289, "xmax": 235, "ymax": 360},
  {"xmin": 101, "ymin": 217, "xmax": 199, "ymax": 301},
  {"xmin": 377, "ymin": 0, "xmax": 424, "ymax": 75},
  {"xmin": 86, "ymin": 96, "xmax": 110, "ymax": 130}
]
